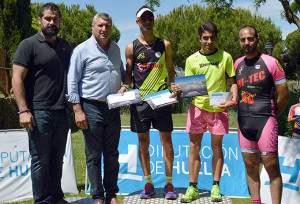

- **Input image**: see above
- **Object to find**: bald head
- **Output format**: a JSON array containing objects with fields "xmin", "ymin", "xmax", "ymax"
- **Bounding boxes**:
[{"xmin": 239, "ymin": 26, "xmax": 258, "ymax": 39}]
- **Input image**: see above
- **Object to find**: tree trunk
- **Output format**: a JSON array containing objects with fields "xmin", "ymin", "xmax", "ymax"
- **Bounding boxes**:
[{"xmin": 280, "ymin": 0, "xmax": 300, "ymax": 29}]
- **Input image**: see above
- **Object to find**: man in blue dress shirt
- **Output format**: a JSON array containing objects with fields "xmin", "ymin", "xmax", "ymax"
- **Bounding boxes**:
[{"xmin": 67, "ymin": 13, "xmax": 125, "ymax": 204}]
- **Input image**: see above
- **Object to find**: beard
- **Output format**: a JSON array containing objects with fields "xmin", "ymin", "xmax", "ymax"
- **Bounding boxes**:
[
  {"xmin": 40, "ymin": 23, "xmax": 60, "ymax": 37},
  {"xmin": 243, "ymin": 44, "xmax": 257, "ymax": 54}
]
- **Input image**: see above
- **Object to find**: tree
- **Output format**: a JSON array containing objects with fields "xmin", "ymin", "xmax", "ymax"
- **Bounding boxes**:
[
  {"xmin": 146, "ymin": 0, "xmax": 300, "ymax": 29},
  {"xmin": 31, "ymin": 3, "xmax": 120, "ymax": 48},
  {"xmin": 0, "ymin": 0, "xmax": 32, "ymax": 65},
  {"xmin": 153, "ymin": 5, "xmax": 281, "ymax": 68},
  {"xmin": 280, "ymin": 29, "xmax": 300, "ymax": 80}
]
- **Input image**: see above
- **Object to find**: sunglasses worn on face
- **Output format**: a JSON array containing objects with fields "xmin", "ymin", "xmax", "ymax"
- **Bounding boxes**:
[{"xmin": 139, "ymin": 16, "xmax": 154, "ymax": 22}]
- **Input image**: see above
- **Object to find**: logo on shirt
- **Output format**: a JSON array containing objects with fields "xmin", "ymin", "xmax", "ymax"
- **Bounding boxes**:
[
  {"xmin": 275, "ymin": 60, "xmax": 284, "ymax": 73},
  {"xmin": 137, "ymin": 53, "xmax": 145, "ymax": 60},
  {"xmin": 238, "ymin": 65, "xmax": 244, "ymax": 75},
  {"xmin": 137, "ymin": 62, "xmax": 163, "ymax": 71},
  {"xmin": 240, "ymin": 91, "xmax": 256, "ymax": 104},
  {"xmin": 255, "ymin": 65, "xmax": 260, "ymax": 69},
  {"xmin": 155, "ymin": 52, "xmax": 161, "ymax": 58},
  {"xmin": 199, "ymin": 62, "xmax": 219, "ymax": 68}
]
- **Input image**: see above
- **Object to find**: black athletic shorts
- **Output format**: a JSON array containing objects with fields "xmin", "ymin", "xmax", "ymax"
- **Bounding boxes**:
[{"xmin": 130, "ymin": 101, "xmax": 173, "ymax": 133}]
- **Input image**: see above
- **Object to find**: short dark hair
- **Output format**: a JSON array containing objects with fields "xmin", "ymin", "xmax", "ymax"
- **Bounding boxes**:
[
  {"xmin": 39, "ymin": 2, "xmax": 61, "ymax": 19},
  {"xmin": 198, "ymin": 22, "xmax": 218, "ymax": 37},
  {"xmin": 239, "ymin": 25, "xmax": 258, "ymax": 38}
]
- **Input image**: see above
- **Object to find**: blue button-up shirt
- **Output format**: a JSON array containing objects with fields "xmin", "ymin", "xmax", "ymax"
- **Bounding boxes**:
[{"xmin": 67, "ymin": 35, "xmax": 125, "ymax": 103}]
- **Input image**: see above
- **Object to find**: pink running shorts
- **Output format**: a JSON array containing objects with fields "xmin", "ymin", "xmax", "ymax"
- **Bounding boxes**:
[
  {"xmin": 186, "ymin": 103, "xmax": 229, "ymax": 135},
  {"xmin": 237, "ymin": 116, "xmax": 278, "ymax": 155}
]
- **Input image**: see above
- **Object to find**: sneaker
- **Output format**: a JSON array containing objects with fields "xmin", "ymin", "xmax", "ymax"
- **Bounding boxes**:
[
  {"xmin": 164, "ymin": 183, "xmax": 177, "ymax": 200},
  {"xmin": 211, "ymin": 184, "xmax": 222, "ymax": 202},
  {"xmin": 180, "ymin": 185, "xmax": 199, "ymax": 203},
  {"xmin": 139, "ymin": 183, "xmax": 155, "ymax": 199}
]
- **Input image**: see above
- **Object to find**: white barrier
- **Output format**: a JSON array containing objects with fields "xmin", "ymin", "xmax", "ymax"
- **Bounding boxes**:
[
  {"xmin": 261, "ymin": 136, "xmax": 300, "ymax": 204},
  {"xmin": 0, "ymin": 129, "xmax": 78, "ymax": 203}
]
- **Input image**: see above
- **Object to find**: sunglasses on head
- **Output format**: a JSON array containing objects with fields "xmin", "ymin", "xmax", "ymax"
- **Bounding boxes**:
[{"xmin": 139, "ymin": 16, "xmax": 154, "ymax": 22}]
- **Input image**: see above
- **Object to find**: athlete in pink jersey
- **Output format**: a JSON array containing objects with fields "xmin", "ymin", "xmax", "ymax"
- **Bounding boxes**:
[
  {"xmin": 288, "ymin": 98, "xmax": 300, "ymax": 137},
  {"xmin": 234, "ymin": 26, "xmax": 289, "ymax": 204}
]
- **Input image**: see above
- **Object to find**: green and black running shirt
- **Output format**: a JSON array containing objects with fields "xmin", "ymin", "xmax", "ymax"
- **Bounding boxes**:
[{"xmin": 132, "ymin": 38, "xmax": 168, "ymax": 99}]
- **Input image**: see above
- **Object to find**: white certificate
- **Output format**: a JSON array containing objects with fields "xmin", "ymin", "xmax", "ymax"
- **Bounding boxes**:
[
  {"xmin": 108, "ymin": 91, "xmax": 136, "ymax": 104},
  {"xmin": 151, "ymin": 92, "xmax": 177, "ymax": 106},
  {"xmin": 209, "ymin": 92, "xmax": 233, "ymax": 106}
]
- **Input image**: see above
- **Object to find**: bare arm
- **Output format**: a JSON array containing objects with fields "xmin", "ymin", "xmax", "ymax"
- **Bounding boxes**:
[
  {"xmin": 12, "ymin": 64, "xmax": 35, "ymax": 130},
  {"xmin": 218, "ymin": 77, "xmax": 238, "ymax": 110},
  {"xmin": 164, "ymin": 39, "xmax": 181, "ymax": 97},
  {"xmin": 118, "ymin": 43, "xmax": 134, "ymax": 94},
  {"xmin": 288, "ymin": 115, "xmax": 300, "ymax": 122},
  {"xmin": 276, "ymin": 82, "xmax": 290, "ymax": 117},
  {"xmin": 164, "ymin": 40, "xmax": 177, "ymax": 83}
]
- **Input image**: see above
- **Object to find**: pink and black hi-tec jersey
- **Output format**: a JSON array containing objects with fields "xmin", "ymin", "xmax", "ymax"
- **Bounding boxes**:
[
  {"xmin": 234, "ymin": 53, "xmax": 286, "ymax": 117},
  {"xmin": 234, "ymin": 53, "xmax": 286, "ymax": 154}
]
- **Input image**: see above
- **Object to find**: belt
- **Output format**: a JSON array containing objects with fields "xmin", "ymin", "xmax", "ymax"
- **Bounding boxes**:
[{"xmin": 88, "ymin": 99, "xmax": 107, "ymax": 104}]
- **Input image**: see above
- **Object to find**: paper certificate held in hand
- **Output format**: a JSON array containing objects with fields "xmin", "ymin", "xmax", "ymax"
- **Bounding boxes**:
[
  {"xmin": 143, "ymin": 89, "xmax": 177, "ymax": 110},
  {"xmin": 209, "ymin": 92, "xmax": 233, "ymax": 106},
  {"xmin": 107, "ymin": 89, "xmax": 141, "ymax": 109},
  {"xmin": 174, "ymin": 74, "xmax": 208, "ymax": 98}
]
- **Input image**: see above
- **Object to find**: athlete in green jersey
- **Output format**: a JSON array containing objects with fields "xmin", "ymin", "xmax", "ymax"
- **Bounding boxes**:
[{"xmin": 181, "ymin": 22, "xmax": 238, "ymax": 203}]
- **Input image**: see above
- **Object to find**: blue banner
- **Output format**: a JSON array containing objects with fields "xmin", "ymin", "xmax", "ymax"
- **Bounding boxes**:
[{"xmin": 117, "ymin": 130, "xmax": 250, "ymax": 197}]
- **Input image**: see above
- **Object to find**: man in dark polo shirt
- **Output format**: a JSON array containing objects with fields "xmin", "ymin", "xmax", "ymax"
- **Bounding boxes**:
[{"xmin": 12, "ymin": 3, "xmax": 72, "ymax": 204}]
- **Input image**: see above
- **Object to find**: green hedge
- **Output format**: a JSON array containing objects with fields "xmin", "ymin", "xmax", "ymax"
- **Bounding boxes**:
[
  {"xmin": 0, "ymin": 98, "xmax": 19, "ymax": 129},
  {"xmin": 1, "ymin": 91, "xmax": 298, "ymax": 135},
  {"xmin": 0, "ymin": 98, "xmax": 78, "ymax": 131}
]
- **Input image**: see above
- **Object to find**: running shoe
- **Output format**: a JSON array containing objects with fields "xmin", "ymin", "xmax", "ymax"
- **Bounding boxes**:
[
  {"xmin": 180, "ymin": 185, "xmax": 199, "ymax": 203},
  {"xmin": 139, "ymin": 183, "xmax": 155, "ymax": 199},
  {"xmin": 164, "ymin": 183, "xmax": 177, "ymax": 200},
  {"xmin": 211, "ymin": 184, "xmax": 222, "ymax": 202}
]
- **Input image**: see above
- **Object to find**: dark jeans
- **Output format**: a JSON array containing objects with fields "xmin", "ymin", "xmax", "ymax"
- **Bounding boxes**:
[
  {"xmin": 28, "ymin": 109, "xmax": 69, "ymax": 204},
  {"xmin": 81, "ymin": 99, "xmax": 121, "ymax": 202}
]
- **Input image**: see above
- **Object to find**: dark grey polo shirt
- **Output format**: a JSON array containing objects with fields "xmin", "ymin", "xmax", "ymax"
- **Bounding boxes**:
[{"xmin": 13, "ymin": 32, "xmax": 72, "ymax": 110}]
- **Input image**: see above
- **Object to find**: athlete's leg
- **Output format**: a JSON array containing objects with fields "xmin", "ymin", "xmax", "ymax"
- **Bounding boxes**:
[
  {"xmin": 159, "ymin": 131, "xmax": 174, "ymax": 177},
  {"xmin": 258, "ymin": 116, "xmax": 281, "ymax": 204},
  {"xmin": 211, "ymin": 134, "xmax": 224, "ymax": 181},
  {"xmin": 188, "ymin": 133, "xmax": 204, "ymax": 182},
  {"xmin": 138, "ymin": 132, "xmax": 151, "ymax": 177},
  {"xmin": 261, "ymin": 155, "xmax": 282, "ymax": 204},
  {"xmin": 241, "ymin": 152, "xmax": 261, "ymax": 200}
]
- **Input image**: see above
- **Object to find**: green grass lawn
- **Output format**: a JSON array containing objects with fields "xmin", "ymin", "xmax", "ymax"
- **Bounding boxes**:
[{"xmin": 7, "ymin": 112, "xmax": 250, "ymax": 204}]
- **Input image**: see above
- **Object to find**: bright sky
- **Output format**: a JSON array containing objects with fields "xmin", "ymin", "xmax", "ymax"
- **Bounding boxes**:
[{"xmin": 32, "ymin": 0, "xmax": 298, "ymax": 62}]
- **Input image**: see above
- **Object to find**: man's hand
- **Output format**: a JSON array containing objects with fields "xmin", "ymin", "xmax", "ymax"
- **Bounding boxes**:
[
  {"xmin": 118, "ymin": 85, "xmax": 128, "ymax": 96},
  {"xmin": 169, "ymin": 82, "xmax": 181, "ymax": 98},
  {"xmin": 217, "ymin": 100, "xmax": 236, "ymax": 110},
  {"xmin": 19, "ymin": 112, "xmax": 35, "ymax": 131},
  {"xmin": 74, "ymin": 110, "xmax": 88, "ymax": 129}
]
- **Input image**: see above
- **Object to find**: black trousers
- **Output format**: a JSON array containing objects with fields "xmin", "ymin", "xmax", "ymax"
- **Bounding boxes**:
[{"xmin": 81, "ymin": 98, "xmax": 121, "ymax": 201}]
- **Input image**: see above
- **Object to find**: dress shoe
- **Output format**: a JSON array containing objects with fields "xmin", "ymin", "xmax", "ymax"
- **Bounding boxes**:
[{"xmin": 108, "ymin": 198, "xmax": 120, "ymax": 204}]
